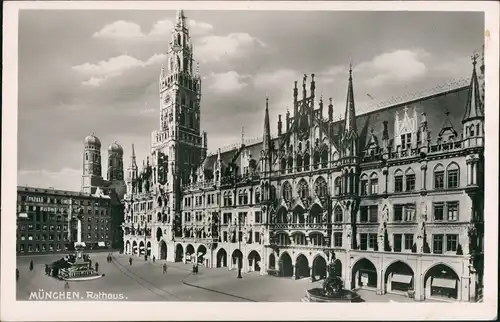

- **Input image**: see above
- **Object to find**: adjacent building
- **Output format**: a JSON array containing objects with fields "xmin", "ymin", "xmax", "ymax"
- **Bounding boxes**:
[
  {"xmin": 17, "ymin": 135, "xmax": 127, "ymax": 253},
  {"xmin": 16, "ymin": 186, "xmax": 114, "ymax": 253},
  {"xmin": 122, "ymin": 10, "xmax": 484, "ymax": 302}
]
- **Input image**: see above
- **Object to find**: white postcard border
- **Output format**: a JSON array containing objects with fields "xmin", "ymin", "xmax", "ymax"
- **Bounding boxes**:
[{"xmin": 2, "ymin": 1, "xmax": 498, "ymax": 321}]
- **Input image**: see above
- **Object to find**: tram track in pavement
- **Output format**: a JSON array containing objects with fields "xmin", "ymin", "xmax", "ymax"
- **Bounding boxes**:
[
  {"xmin": 111, "ymin": 256, "xmax": 186, "ymax": 301},
  {"xmin": 112, "ymin": 255, "xmax": 257, "ymax": 302}
]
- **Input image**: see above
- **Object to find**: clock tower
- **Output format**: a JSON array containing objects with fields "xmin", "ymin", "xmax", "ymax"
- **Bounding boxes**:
[{"xmin": 153, "ymin": 9, "xmax": 205, "ymax": 243}]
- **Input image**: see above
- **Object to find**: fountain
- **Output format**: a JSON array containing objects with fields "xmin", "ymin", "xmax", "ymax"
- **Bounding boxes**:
[
  {"xmin": 52, "ymin": 199, "xmax": 103, "ymax": 281},
  {"xmin": 302, "ymin": 252, "xmax": 361, "ymax": 303}
]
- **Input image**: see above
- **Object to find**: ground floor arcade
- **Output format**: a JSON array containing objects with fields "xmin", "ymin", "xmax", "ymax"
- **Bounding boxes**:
[{"xmin": 122, "ymin": 237, "xmax": 478, "ymax": 302}]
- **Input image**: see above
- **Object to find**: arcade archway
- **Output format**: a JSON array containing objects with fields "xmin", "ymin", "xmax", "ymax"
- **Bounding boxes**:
[
  {"xmin": 332, "ymin": 259, "xmax": 342, "ymax": 278},
  {"xmin": 159, "ymin": 240, "xmax": 167, "ymax": 260},
  {"xmin": 186, "ymin": 244, "xmax": 195, "ymax": 263},
  {"xmin": 139, "ymin": 241, "xmax": 145, "ymax": 256},
  {"xmin": 312, "ymin": 255, "xmax": 327, "ymax": 280},
  {"xmin": 146, "ymin": 241, "xmax": 152, "ymax": 257},
  {"xmin": 384, "ymin": 261, "xmax": 414, "ymax": 293},
  {"xmin": 232, "ymin": 249, "xmax": 243, "ymax": 269},
  {"xmin": 216, "ymin": 248, "xmax": 228, "ymax": 268},
  {"xmin": 424, "ymin": 264, "xmax": 460, "ymax": 300},
  {"xmin": 197, "ymin": 245, "xmax": 208, "ymax": 265},
  {"xmin": 248, "ymin": 251, "xmax": 261, "ymax": 272},
  {"xmin": 351, "ymin": 258, "xmax": 377, "ymax": 289},
  {"xmin": 175, "ymin": 244, "xmax": 183, "ymax": 262},
  {"xmin": 295, "ymin": 254, "xmax": 310, "ymax": 279},
  {"xmin": 278, "ymin": 252, "xmax": 293, "ymax": 277},
  {"xmin": 125, "ymin": 241, "xmax": 131, "ymax": 255},
  {"xmin": 132, "ymin": 241, "xmax": 138, "ymax": 255}
]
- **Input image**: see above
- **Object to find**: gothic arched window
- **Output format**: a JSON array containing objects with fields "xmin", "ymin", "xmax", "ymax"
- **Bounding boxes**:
[
  {"xmin": 321, "ymin": 149, "xmax": 328, "ymax": 168},
  {"xmin": 303, "ymin": 153, "xmax": 310, "ymax": 171},
  {"xmin": 314, "ymin": 176, "xmax": 328, "ymax": 198},
  {"xmin": 313, "ymin": 151, "xmax": 320, "ymax": 169},
  {"xmin": 297, "ymin": 179, "xmax": 309, "ymax": 200},
  {"xmin": 282, "ymin": 181, "xmax": 292, "ymax": 202},
  {"xmin": 334, "ymin": 177, "xmax": 342, "ymax": 196},
  {"xmin": 334, "ymin": 206, "xmax": 343, "ymax": 223},
  {"xmin": 296, "ymin": 154, "xmax": 303, "ymax": 172}
]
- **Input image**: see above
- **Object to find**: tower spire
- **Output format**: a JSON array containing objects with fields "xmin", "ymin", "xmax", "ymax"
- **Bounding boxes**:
[
  {"xmin": 176, "ymin": 9, "xmax": 186, "ymax": 27},
  {"xmin": 130, "ymin": 144, "xmax": 137, "ymax": 168},
  {"xmin": 344, "ymin": 63, "xmax": 357, "ymax": 134},
  {"xmin": 263, "ymin": 97, "xmax": 271, "ymax": 153},
  {"xmin": 462, "ymin": 52, "xmax": 484, "ymax": 123}
]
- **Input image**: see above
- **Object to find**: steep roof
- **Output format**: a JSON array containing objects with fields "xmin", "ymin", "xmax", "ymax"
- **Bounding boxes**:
[{"xmin": 201, "ymin": 85, "xmax": 470, "ymax": 172}]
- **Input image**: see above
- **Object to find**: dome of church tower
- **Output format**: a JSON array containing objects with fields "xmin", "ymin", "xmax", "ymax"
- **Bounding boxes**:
[
  {"xmin": 84, "ymin": 133, "xmax": 101, "ymax": 147},
  {"xmin": 108, "ymin": 141, "xmax": 123, "ymax": 154}
]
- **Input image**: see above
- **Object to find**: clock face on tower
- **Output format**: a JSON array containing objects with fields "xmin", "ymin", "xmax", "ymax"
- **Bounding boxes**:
[{"xmin": 163, "ymin": 94, "xmax": 171, "ymax": 105}]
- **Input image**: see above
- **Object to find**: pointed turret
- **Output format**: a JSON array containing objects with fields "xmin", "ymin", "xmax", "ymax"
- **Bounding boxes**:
[
  {"xmin": 262, "ymin": 97, "xmax": 271, "ymax": 153},
  {"xmin": 341, "ymin": 64, "xmax": 359, "ymax": 159},
  {"xmin": 277, "ymin": 114, "xmax": 283, "ymax": 136},
  {"xmin": 462, "ymin": 53, "xmax": 485, "ymax": 148},
  {"xmin": 344, "ymin": 64, "xmax": 357, "ymax": 135},
  {"xmin": 130, "ymin": 144, "xmax": 136, "ymax": 168},
  {"xmin": 463, "ymin": 54, "xmax": 484, "ymax": 123}
]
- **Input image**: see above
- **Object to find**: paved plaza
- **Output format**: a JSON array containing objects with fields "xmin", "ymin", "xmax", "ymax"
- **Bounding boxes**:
[{"xmin": 17, "ymin": 252, "xmax": 421, "ymax": 302}]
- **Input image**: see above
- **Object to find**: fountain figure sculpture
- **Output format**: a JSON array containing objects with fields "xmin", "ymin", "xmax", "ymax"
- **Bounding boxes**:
[{"xmin": 302, "ymin": 252, "xmax": 361, "ymax": 302}]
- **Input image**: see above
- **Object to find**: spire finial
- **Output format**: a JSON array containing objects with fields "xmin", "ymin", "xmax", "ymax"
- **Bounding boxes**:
[
  {"xmin": 241, "ymin": 126, "xmax": 245, "ymax": 145},
  {"xmin": 303, "ymin": 74, "xmax": 307, "ymax": 86},
  {"xmin": 471, "ymin": 52, "xmax": 479, "ymax": 65},
  {"xmin": 329, "ymin": 97, "xmax": 333, "ymax": 105}
]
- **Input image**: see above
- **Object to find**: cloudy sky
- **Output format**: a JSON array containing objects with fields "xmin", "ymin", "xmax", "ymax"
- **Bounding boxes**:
[{"xmin": 17, "ymin": 9, "xmax": 484, "ymax": 191}]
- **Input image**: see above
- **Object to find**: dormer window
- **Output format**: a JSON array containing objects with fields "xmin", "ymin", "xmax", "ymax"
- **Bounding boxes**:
[{"xmin": 401, "ymin": 133, "xmax": 411, "ymax": 150}]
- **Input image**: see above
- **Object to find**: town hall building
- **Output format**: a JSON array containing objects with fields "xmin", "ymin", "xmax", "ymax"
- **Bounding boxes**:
[{"xmin": 122, "ymin": 10, "xmax": 484, "ymax": 302}]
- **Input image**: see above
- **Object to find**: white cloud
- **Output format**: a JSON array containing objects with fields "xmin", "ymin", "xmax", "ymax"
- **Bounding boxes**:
[
  {"xmin": 207, "ymin": 71, "xmax": 249, "ymax": 94},
  {"xmin": 318, "ymin": 65, "xmax": 347, "ymax": 84},
  {"xmin": 433, "ymin": 56, "xmax": 471, "ymax": 79},
  {"xmin": 93, "ymin": 20, "xmax": 144, "ymax": 39},
  {"xmin": 356, "ymin": 49, "xmax": 430, "ymax": 87},
  {"xmin": 189, "ymin": 20, "xmax": 214, "ymax": 36},
  {"xmin": 149, "ymin": 19, "xmax": 174, "ymax": 37},
  {"xmin": 196, "ymin": 33, "xmax": 266, "ymax": 63},
  {"xmin": 82, "ymin": 76, "xmax": 109, "ymax": 87},
  {"xmin": 92, "ymin": 18, "xmax": 214, "ymax": 40},
  {"xmin": 73, "ymin": 54, "xmax": 166, "ymax": 86},
  {"xmin": 18, "ymin": 168, "xmax": 82, "ymax": 192},
  {"xmin": 252, "ymin": 69, "xmax": 300, "ymax": 89}
]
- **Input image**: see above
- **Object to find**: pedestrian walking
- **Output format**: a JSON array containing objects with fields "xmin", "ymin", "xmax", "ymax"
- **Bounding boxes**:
[
  {"xmin": 64, "ymin": 281, "xmax": 70, "ymax": 291},
  {"xmin": 153, "ymin": 255, "xmax": 156, "ymax": 263},
  {"xmin": 129, "ymin": 257, "xmax": 132, "ymax": 266},
  {"xmin": 163, "ymin": 263, "xmax": 167, "ymax": 274},
  {"xmin": 29, "ymin": 260, "xmax": 34, "ymax": 272},
  {"xmin": 16, "ymin": 268, "xmax": 19, "ymax": 282},
  {"xmin": 95, "ymin": 262, "xmax": 99, "ymax": 273},
  {"xmin": 45, "ymin": 264, "xmax": 48, "ymax": 275}
]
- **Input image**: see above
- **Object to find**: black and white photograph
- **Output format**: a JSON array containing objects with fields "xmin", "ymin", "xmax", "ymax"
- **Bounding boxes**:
[{"xmin": 1, "ymin": 1, "xmax": 498, "ymax": 321}]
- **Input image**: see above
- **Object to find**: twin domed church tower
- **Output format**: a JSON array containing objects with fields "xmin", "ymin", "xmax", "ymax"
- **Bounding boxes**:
[{"xmin": 81, "ymin": 133, "xmax": 127, "ymax": 200}]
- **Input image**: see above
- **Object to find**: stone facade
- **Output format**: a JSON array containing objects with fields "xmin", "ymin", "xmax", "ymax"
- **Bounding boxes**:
[{"xmin": 122, "ymin": 10, "xmax": 484, "ymax": 302}]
